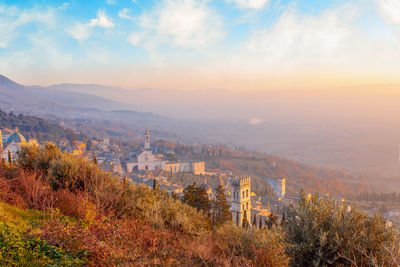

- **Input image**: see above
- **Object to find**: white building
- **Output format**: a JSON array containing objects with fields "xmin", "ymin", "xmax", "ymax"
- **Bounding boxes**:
[
  {"xmin": 128, "ymin": 130, "xmax": 205, "ymax": 175},
  {"xmin": 0, "ymin": 128, "xmax": 27, "ymax": 162}
]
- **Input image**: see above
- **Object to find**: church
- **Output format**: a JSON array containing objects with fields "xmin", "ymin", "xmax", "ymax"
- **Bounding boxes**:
[
  {"xmin": 136, "ymin": 130, "xmax": 166, "ymax": 172},
  {"xmin": 130, "ymin": 130, "xmax": 205, "ymax": 175},
  {"xmin": 0, "ymin": 128, "xmax": 27, "ymax": 162}
]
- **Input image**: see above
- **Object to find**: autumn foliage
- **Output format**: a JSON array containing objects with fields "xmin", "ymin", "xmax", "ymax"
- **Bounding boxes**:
[{"xmin": 0, "ymin": 143, "xmax": 399, "ymax": 266}]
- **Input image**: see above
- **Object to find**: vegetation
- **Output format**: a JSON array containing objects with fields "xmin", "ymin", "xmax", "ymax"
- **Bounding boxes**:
[
  {"xmin": 212, "ymin": 184, "xmax": 233, "ymax": 225},
  {"xmin": 0, "ymin": 109, "xmax": 79, "ymax": 143},
  {"xmin": 284, "ymin": 192, "xmax": 400, "ymax": 266},
  {"xmin": 0, "ymin": 143, "xmax": 399, "ymax": 266}
]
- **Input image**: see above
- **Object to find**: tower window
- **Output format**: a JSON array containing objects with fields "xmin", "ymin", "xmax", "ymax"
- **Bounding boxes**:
[
  {"xmin": 242, "ymin": 204, "xmax": 244, "ymax": 210},
  {"xmin": 242, "ymin": 191, "xmax": 245, "ymax": 198},
  {"xmin": 246, "ymin": 202, "xmax": 249, "ymax": 210},
  {"xmin": 246, "ymin": 190, "xmax": 249, "ymax": 198}
]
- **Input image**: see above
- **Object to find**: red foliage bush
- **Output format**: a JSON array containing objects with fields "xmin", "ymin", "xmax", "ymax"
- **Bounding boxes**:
[
  {"xmin": 53, "ymin": 190, "xmax": 97, "ymax": 223},
  {"xmin": 38, "ymin": 216, "xmax": 187, "ymax": 266},
  {"xmin": 0, "ymin": 177, "xmax": 27, "ymax": 208},
  {"xmin": 12, "ymin": 172, "xmax": 54, "ymax": 211}
]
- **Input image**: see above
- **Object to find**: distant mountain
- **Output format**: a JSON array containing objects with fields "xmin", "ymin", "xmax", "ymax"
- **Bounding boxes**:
[{"xmin": 0, "ymin": 74, "xmax": 133, "ymax": 113}]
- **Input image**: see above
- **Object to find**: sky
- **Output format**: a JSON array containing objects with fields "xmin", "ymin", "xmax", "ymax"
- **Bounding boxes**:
[{"xmin": 0, "ymin": 0, "xmax": 400, "ymax": 91}]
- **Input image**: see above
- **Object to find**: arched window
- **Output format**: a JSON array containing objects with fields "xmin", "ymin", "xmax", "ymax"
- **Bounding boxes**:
[
  {"xmin": 246, "ymin": 202, "xmax": 249, "ymax": 210},
  {"xmin": 246, "ymin": 190, "xmax": 249, "ymax": 198},
  {"xmin": 242, "ymin": 204, "xmax": 244, "ymax": 210},
  {"xmin": 242, "ymin": 191, "xmax": 245, "ymax": 198}
]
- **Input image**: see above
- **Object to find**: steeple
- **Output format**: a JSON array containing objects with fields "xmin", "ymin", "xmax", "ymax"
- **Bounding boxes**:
[{"xmin": 144, "ymin": 129, "xmax": 150, "ymax": 150}]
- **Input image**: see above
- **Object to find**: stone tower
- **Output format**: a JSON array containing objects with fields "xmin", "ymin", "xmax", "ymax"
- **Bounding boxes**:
[
  {"xmin": 144, "ymin": 129, "xmax": 150, "ymax": 150},
  {"xmin": 230, "ymin": 176, "xmax": 251, "ymax": 225}
]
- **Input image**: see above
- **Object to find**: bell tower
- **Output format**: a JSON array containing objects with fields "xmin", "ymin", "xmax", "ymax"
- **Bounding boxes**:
[
  {"xmin": 144, "ymin": 129, "xmax": 150, "ymax": 150},
  {"xmin": 230, "ymin": 176, "xmax": 251, "ymax": 226}
]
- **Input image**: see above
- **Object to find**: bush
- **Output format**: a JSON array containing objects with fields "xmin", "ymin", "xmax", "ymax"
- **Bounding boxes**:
[
  {"xmin": 54, "ymin": 190, "xmax": 97, "ymax": 224},
  {"xmin": 284, "ymin": 192, "xmax": 399, "ymax": 266},
  {"xmin": 187, "ymin": 223, "xmax": 289, "ymax": 266},
  {"xmin": 17, "ymin": 144, "xmax": 209, "ymax": 235}
]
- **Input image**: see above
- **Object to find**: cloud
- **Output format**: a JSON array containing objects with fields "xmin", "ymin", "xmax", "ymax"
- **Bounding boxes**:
[
  {"xmin": 128, "ymin": 32, "xmax": 144, "ymax": 45},
  {"xmin": 88, "ymin": 10, "xmax": 114, "ymax": 28},
  {"xmin": 68, "ymin": 22, "xmax": 90, "ymax": 40},
  {"xmin": 68, "ymin": 10, "xmax": 114, "ymax": 40},
  {"xmin": 132, "ymin": 0, "xmax": 225, "ymax": 49},
  {"xmin": 0, "ymin": 5, "xmax": 56, "ymax": 48},
  {"xmin": 119, "ymin": 8, "xmax": 135, "ymax": 21},
  {"xmin": 227, "ymin": 0, "xmax": 269, "ymax": 9},
  {"xmin": 376, "ymin": 0, "xmax": 400, "ymax": 25},
  {"xmin": 237, "ymin": 4, "xmax": 360, "ymax": 70}
]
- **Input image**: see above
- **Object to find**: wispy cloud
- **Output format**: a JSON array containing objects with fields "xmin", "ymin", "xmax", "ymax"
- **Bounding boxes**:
[
  {"xmin": 0, "ymin": 5, "xmax": 56, "ymax": 48},
  {"xmin": 119, "ymin": 8, "xmax": 135, "ymax": 21},
  {"xmin": 88, "ymin": 10, "xmax": 114, "ymax": 28},
  {"xmin": 68, "ymin": 10, "xmax": 114, "ymax": 40},
  {"xmin": 227, "ymin": 0, "xmax": 269, "ymax": 10},
  {"xmin": 376, "ymin": 0, "xmax": 400, "ymax": 25},
  {"xmin": 130, "ymin": 0, "xmax": 225, "ymax": 49}
]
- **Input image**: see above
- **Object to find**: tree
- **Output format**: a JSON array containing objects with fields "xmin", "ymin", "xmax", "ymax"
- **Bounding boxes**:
[
  {"xmin": 236, "ymin": 212, "xmax": 239, "ymax": 226},
  {"xmin": 153, "ymin": 178, "xmax": 157, "ymax": 191},
  {"xmin": 182, "ymin": 182, "xmax": 211, "ymax": 215},
  {"xmin": 212, "ymin": 184, "xmax": 232, "ymax": 225},
  {"xmin": 7, "ymin": 150, "xmax": 12, "ymax": 166},
  {"xmin": 280, "ymin": 211, "xmax": 286, "ymax": 227},
  {"xmin": 258, "ymin": 216, "xmax": 263, "ymax": 229},
  {"xmin": 252, "ymin": 214, "xmax": 257, "ymax": 228},
  {"xmin": 92, "ymin": 156, "xmax": 98, "ymax": 166},
  {"xmin": 266, "ymin": 213, "xmax": 278, "ymax": 229},
  {"xmin": 242, "ymin": 210, "xmax": 249, "ymax": 228}
]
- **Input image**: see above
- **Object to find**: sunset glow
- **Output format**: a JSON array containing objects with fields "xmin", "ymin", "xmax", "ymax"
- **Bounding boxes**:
[{"xmin": 1, "ymin": 0, "xmax": 400, "ymax": 90}]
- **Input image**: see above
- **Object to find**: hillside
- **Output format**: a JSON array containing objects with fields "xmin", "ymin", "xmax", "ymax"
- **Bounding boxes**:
[
  {"xmin": 0, "ymin": 144, "xmax": 398, "ymax": 266},
  {"xmin": 0, "ymin": 110, "xmax": 79, "ymax": 143}
]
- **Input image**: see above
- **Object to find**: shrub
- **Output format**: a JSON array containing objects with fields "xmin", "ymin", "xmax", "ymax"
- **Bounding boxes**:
[
  {"xmin": 54, "ymin": 190, "xmax": 97, "ymax": 224},
  {"xmin": 284, "ymin": 192, "xmax": 399, "ymax": 266},
  {"xmin": 188, "ymin": 223, "xmax": 289, "ymax": 266}
]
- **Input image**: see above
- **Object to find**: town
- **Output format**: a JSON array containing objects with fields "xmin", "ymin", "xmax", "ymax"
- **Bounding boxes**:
[
  {"xmin": 2, "ymin": 126, "xmax": 400, "ymax": 228},
  {"xmin": 0, "ymin": 126, "xmax": 291, "ymax": 226}
]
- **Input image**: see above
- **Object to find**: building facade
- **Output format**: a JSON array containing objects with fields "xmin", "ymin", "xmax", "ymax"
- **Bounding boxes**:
[
  {"xmin": 230, "ymin": 176, "xmax": 251, "ymax": 225},
  {"xmin": 266, "ymin": 177, "xmax": 286, "ymax": 198},
  {"xmin": 131, "ymin": 130, "xmax": 205, "ymax": 175},
  {"xmin": 0, "ymin": 128, "xmax": 27, "ymax": 162}
]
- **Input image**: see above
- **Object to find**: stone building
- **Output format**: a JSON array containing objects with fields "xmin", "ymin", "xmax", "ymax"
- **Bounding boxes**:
[
  {"xmin": 0, "ymin": 128, "xmax": 27, "ymax": 162},
  {"xmin": 129, "ymin": 130, "xmax": 205, "ymax": 175},
  {"xmin": 266, "ymin": 177, "xmax": 286, "ymax": 198},
  {"xmin": 230, "ymin": 176, "xmax": 251, "ymax": 225}
]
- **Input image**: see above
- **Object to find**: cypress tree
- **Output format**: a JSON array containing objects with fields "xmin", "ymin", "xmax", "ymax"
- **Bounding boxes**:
[
  {"xmin": 252, "ymin": 214, "xmax": 257, "ymax": 228},
  {"xmin": 236, "ymin": 212, "xmax": 239, "ymax": 226},
  {"xmin": 93, "ymin": 156, "xmax": 98, "ymax": 165},
  {"xmin": 212, "ymin": 184, "xmax": 232, "ymax": 225},
  {"xmin": 281, "ymin": 211, "xmax": 287, "ymax": 227},
  {"xmin": 259, "ymin": 216, "xmax": 263, "ymax": 229},
  {"xmin": 7, "ymin": 150, "xmax": 12, "ymax": 166},
  {"xmin": 153, "ymin": 178, "xmax": 157, "ymax": 190},
  {"xmin": 242, "ymin": 210, "xmax": 249, "ymax": 228}
]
